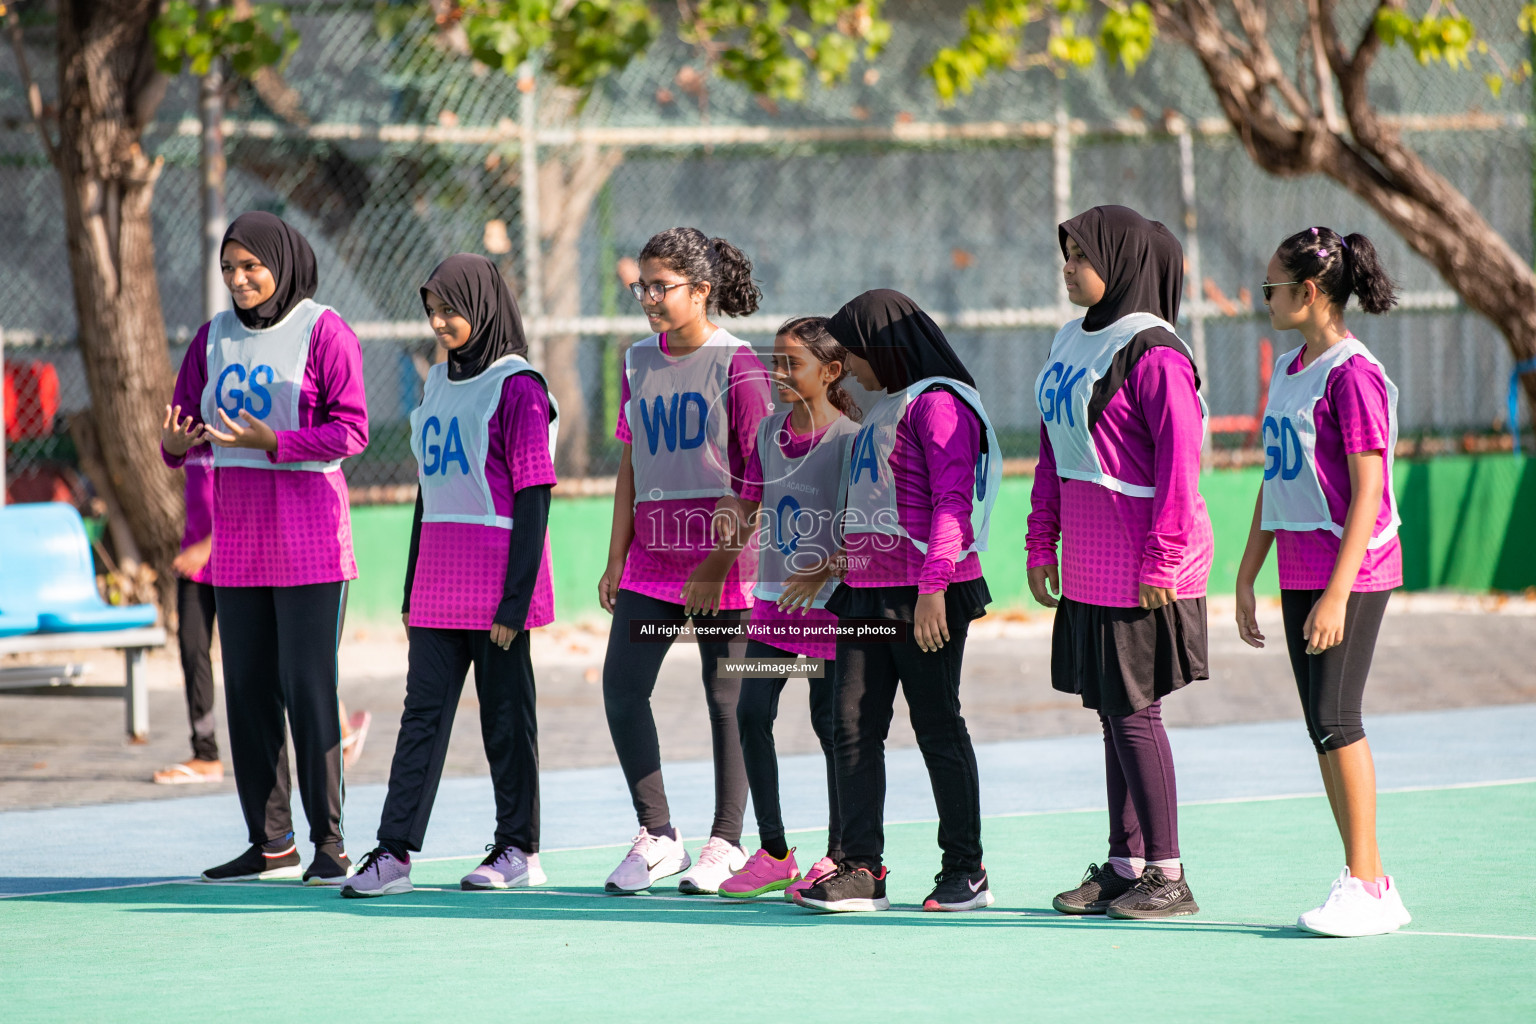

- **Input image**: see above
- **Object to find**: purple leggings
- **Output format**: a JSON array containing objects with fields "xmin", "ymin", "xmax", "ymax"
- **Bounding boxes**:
[{"xmin": 1100, "ymin": 700, "xmax": 1180, "ymax": 863}]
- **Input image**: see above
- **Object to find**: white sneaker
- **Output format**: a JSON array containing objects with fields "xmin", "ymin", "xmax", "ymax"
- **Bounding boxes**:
[
  {"xmin": 1380, "ymin": 876, "xmax": 1412, "ymax": 928},
  {"xmin": 604, "ymin": 829, "xmax": 691, "ymax": 894},
  {"xmin": 677, "ymin": 836, "xmax": 749, "ymax": 894},
  {"xmin": 1297, "ymin": 869, "xmax": 1405, "ymax": 937}
]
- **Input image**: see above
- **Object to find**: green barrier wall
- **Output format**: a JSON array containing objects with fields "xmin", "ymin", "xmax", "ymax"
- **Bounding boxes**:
[{"xmin": 349, "ymin": 455, "xmax": 1535, "ymax": 623}]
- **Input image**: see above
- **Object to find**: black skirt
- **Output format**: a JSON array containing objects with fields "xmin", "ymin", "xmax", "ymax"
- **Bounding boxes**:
[
  {"xmin": 1050, "ymin": 596, "xmax": 1208, "ymax": 716},
  {"xmin": 825, "ymin": 576, "xmax": 992, "ymax": 627}
]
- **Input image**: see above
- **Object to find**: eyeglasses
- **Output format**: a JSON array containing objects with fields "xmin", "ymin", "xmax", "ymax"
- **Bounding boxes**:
[
  {"xmin": 1261, "ymin": 280, "xmax": 1301, "ymax": 301},
  {"xmin": 629, "ymin": 280, "xmax": 691, "ymax": 303}
]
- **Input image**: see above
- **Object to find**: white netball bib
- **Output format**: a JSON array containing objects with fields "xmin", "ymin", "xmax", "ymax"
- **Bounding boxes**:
[
  {"xmin": 410, "ymin": 355, "xmax": 559, "ymax": 530},
  {"xmin": 752, "ymin": 413, "xmax": 861, "ymax": 608},
  {"xmin": 843, "ymin": 377, "xmax": 1002, "ymax": 556},
  {"xmin": 1260, "ymin": 339, "xmax": 1400, "ymax": 547},
  {"xmin": 1035, "ymin": 312, "xmax": 1208, "ymax": 497},
  {"xmin": 202, "ymin": 298, "xmax": 339, "ymax": 472},
  {"xmin": 625, "ymin": 329, "xmax": 759, "ymax": 505}
]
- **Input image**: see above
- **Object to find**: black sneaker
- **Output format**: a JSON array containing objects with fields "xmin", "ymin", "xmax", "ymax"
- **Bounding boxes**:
[
  {"xmin": 201, "ymin": 837, "xmax": 302, "ymax": 882},
  {"xmin": 303, "ymin": 842, "xmax": 353, "ymax": 886},
  {"xmin": 923, "ymin": 866, "xmax": 994, "ymax": 912},
  {"xmin": 1053, "ymin": 862, "xmax": 1139, "ymax": 915},
  {"xmin": 791, "ymin": 863, "xmax": 890, "ymax": 913},
  {"xmin": 1105, "ymin": 865, "xmax": 1199, "ymax": 919}
]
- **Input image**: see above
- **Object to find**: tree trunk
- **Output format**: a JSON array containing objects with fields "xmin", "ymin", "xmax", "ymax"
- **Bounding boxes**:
[
  {"xmin": 55, "ymin": 1, "xmax": 184, "ymax": 614},
  {"xmin": 1157, "ymin": 0, "xmax": 1536, "ymax": 417},
  {"xmin": 537, "ymin": 135, "xmax": 623, "ymax": 479}
]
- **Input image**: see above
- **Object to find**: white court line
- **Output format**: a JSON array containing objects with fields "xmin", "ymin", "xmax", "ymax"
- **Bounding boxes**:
[{"xmin": 6, "ymin": 776, "xmax": 1533, "ymax": 902}]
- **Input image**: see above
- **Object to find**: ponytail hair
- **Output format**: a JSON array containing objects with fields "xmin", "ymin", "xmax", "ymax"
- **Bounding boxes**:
[
  {"xmin": 1276, "ymin": 226, "xmax": 1398, "ymax": 315},
  {"xmin": 638, "ymin": 227, "xmax": 762, "ymax": 317},
  {"xmin": 777, "ymin": 315, "xmax": 863, "ymax": 422}
]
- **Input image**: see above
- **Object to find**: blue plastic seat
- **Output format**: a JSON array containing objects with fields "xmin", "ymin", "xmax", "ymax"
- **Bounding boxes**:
[{"xmin": 0, "ymin": 502, "xmax": 157, "ymax": 633}]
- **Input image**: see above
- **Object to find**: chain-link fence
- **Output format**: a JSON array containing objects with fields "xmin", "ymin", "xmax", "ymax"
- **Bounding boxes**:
[{"xmin": 1, "ymin": 0, "xmax": 1531, "ymax": 498}]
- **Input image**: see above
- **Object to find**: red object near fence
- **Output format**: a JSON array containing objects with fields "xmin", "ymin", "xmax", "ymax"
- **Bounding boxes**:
[
  {"xmin": 3, "ymin": 360, "xmax": 61, "ymax": 439},
  {"xmin": 1208, "ymin": 338, "xmax": 1273, "ymax": 445}
]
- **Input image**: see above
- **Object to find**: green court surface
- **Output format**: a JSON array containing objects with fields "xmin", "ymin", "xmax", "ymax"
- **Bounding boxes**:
[{"xmin": 3, "ymin": 782, "xmax": 1531, "ymax": 1023}]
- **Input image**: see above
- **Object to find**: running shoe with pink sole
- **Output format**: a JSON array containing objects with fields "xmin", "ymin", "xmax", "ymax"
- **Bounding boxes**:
[
  {"xmin": 784, "ymin": 855, "xmax": 838, "ymax": 901},
  {"xmin": 718, "ymin": 848, "xmax": 800, "ymax": 899}
]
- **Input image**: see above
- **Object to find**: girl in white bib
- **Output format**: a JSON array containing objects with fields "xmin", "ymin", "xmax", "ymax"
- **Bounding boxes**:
[{"xmin": 1235, "ymin": 227, "xmax": 1409, "ymax": 937}]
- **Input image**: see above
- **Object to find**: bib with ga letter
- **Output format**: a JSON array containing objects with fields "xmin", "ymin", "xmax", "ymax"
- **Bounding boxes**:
[
  {"xmin": 843, "ymin": 377, "xmax": 1002, "ymax": 556},
  {"xmin": 625, "ymin": 329, "xmax": 757, "ymax": 505},
  {"xmin": 752, "ymin": 413, "xmax": 861, "ymax": 608},
  {"xmin": 201, "ymin": 298, "xmax": 339, "ymax": 472},
  {"xmin": 1260, "ymin": 339, "xmax": 1400, "ymax": 547},
  {"xmin": 410, "ymin": 355, "xmax": 559, "ymax": 530},
  {"xmin": 1035, "ymin": 312, "xmax": 1209, "ymax": 497}
]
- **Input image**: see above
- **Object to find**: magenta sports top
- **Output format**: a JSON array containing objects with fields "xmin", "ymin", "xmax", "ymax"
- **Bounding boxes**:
[
  {"xmin": 614, "ymin": 334, "xmax": 773, "ymax": 609},
  {"xmin": 841, "ymin": 389, "xmax": 985, "ymax": 595},
  {"xmin": 743, "ymin": 412, "xmax": 843, "ymax": 660},
  {"xmin": 1026, "ymin": 347, "xmax": 1213, "ymax": 607},
  {"xmin": 408, "ymin": 373, "xmax": 559, "ymax": 630},
  {"xmin": 1272, "ymin": 350, "xmax": 1402, "ymax": 592},
  {"xmin": 163, "ymin": 311, "xmax": 369, "ymax": 588},
  {"xmin": 180, "ymin": 447, "xmax": 215, "ymax": 585}
]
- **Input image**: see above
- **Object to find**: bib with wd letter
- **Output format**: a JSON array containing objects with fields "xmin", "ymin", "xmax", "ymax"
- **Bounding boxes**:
[
  {"xmin": 410, "ymin": 354, "xmax": 559, "ymax": 530},
  {"xmin": 1260, "ymin": 339, "xmax": 1400, "ymax": 547},
  {"xmin": 1035, "ymin": 312, "xmax": 1209, "ymax": 497},
  {"xmin": 843, "ymin": 378, "xmax": 1002, "ymax": 556},
  {"xmin": 625, "ymin": 329, "xmax": 758, "ymax": 505},
  {"xmin": 753, "ymin": 413, "xmax": 861, "ymax": 609},
  {"xmin": 201, "ymin": 298, "xmax": 340, "ymax": 472}
]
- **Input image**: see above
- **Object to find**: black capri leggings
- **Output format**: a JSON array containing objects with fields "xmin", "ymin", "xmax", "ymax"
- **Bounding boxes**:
[{"xmin": 1281, "ymin": 588, "xmax": 1391, "ymax": 755}]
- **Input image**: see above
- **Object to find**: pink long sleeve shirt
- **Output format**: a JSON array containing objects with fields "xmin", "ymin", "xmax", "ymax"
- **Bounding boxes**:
[
  {"xmin": 180, "ymin": 447, "xmax": 215, "ymax": 585},
  {"xmin": 163, "ymin": 312, "xmax": 369, "ymax": 588},
  {"xmin": 408, "ymin": 374, "xmax": 559, "ymax": 630},
  {"xmin": 1273, "ymin": 351, "xmax": 1402, "ymax": 592},
  {"xmin": 842, "ymin": 389, "xmax": 984, "ymax": 594},
  {"xmin": 615, "ymin": 336, "xmax": 772, "ymax": 609},
  {"xmin": 1026, "ymin": 347, "xmax": 1212, "ymax": 608}
]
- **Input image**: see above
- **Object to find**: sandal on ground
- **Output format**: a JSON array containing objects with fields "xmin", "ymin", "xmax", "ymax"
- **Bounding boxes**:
[
  {"xmin": 153, "ymin": 759, "xmax": 224, "ymax": 785},
  {"xmin": 342, "ymin": 710, "xmax": 372, "ymax": 769}
]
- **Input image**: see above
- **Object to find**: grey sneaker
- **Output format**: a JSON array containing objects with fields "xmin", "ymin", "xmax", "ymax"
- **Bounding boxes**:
[
  {"xmin": 461, "ymin": 844, "xmax": 547, "ymax": 890},
  {"xmin": 1053, "ymin": 862, "xmax": 1139, "ymax": 915},
  {"xmin": 1105, "ymin": 866, "xmax": 1199, "ymax": 920},
  {"xmin": 340, "ymin": 849, "xmax": 413, "ymax": 899}
]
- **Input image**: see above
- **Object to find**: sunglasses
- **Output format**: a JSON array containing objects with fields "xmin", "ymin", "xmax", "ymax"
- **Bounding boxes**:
[
  {"xmin": 1261, "ymin": 280, "xmax": 1301, "ymax": 301},
  {"xmin": 629, "ymin": 280, "xmax": 691, "ymax": 303}
]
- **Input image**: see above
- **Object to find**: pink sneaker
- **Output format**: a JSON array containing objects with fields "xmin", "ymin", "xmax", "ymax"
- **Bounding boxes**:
[
  {"xmin": 718, "ymin": 848, "xmax": 800, "ymax": 899},
  {"xmin": 785, "ymin": 855, "xmax": 838, "ymax": 901}
]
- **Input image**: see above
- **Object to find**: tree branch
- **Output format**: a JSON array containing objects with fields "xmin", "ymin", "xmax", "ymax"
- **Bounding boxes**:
[{"xmin": 4, "ymin": 6, "xmax": 60, "ymax": 166}]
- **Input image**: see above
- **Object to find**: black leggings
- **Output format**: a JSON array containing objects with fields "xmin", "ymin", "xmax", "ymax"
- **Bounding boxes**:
[
  {"xmin": 602, "ymin": 589, "xmax": 748, "ymax": 843},
  {"xmin": 216, "ymin": 581, "xmax": 346, "ymax": 847},
  {"xmin": 1281, "ymin": 588, "xmax": 1391, "ymax": 755},
  {"xmin": 177, "ymin": 578, "xmax": 219, "ymax": 763},
  {"xmin": 736, "ymin": 640, "xmax": 840, "ymax": 858},
  {"xmin": 834, "ymin": 621, "xmax": 982, "ymax": 874},
  {"xmin": 378, "ymin": 626, "xmax": 539, "ymax": 853}
]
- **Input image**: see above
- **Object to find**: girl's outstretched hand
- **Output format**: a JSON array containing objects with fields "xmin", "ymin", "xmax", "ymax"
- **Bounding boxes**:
[
  {"xmin": 161, "ymin": 404, "xmax": 207, "ymax": 457},
  {"xmin": 207, "ymin": 408, "xmax": 278, "ymax": 452},
  {"xmin": 1235, "ymin": 583, "xmax": 1265, "ymax": 648},
  {"xmin": 1027, "ymin": 565, "xmax": 1060, "ymax": 609}
]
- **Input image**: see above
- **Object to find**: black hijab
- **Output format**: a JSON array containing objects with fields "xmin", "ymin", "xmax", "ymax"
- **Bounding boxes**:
[
  {"xmin": 826, "ymin": 289, "xmax": 975, "ymax": 393},
  {"xmin": 420, "ymin": 254, "xmax": 528, "ymax": 381},
  {"xmin": 1058, "ymin": 205, "xmax": 1183, "ymax": 331},
  {"xmin": 1058, "ymin": 206, "xmax": 1200, "ymax": 427},
  {"xmin": 221, "ymin": 211, "xmax": 319, "ymax": 329}
]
